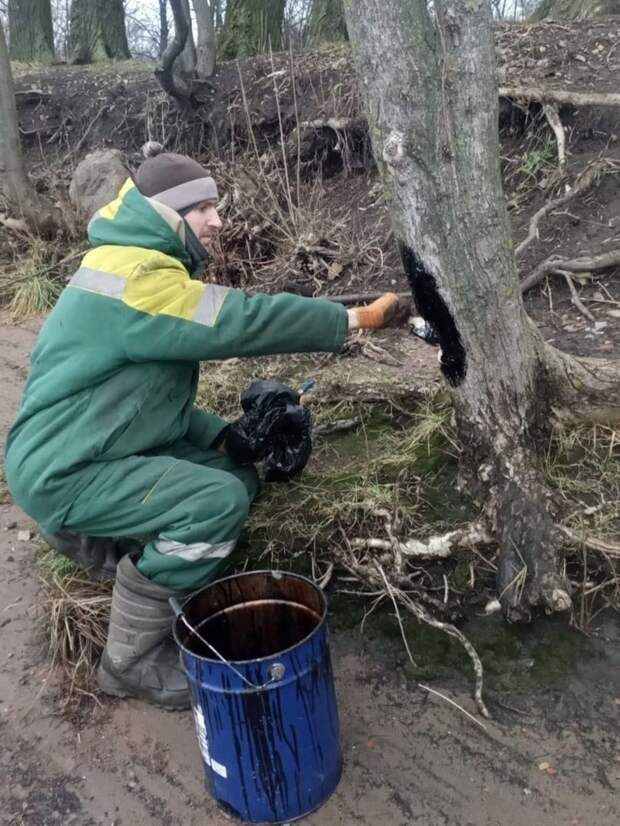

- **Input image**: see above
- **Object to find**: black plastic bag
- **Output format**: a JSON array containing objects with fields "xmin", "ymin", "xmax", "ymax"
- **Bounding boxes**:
[{"xmin": 224, "ymin": 380, "xmax": 313, "ymax": 482}]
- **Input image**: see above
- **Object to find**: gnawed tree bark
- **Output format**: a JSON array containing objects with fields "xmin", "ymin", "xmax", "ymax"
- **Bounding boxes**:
[
  {"xmin": 343, "ymin": 0, "xmax": 620, "ymax": 622},
  {"xmin": 192, "ymin": 0, "xmax": 216, "ymax": 77},
  {"xmin": 0, "ymin": 21, "xmax": 57, "ymax": 232},
  {"xmin": 219, "ymin": 0, "xmax": 286, "ymax": 60},
  {"xmin": 68, "ymin": 0, "xmax": 130, "ymax": 64},
  {"xmin": 8, "ymin": 0, "xmax": 55, "ymax": 63},
  {"xmin": 307, "ymin": 0, "xmax": 348, "ymax": 44},
  {"xmin": 530, "ymin": 0, "xmax": 620, "ymax": 21}
]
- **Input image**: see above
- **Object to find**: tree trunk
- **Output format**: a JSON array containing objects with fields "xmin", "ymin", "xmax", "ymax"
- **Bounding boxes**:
[
  {"xmin": 343, "ymin": 0, "xmax": 580, "ymax": 621},
  {"xmin": 219, "ymin": 0, "xmax": 286, "ymax": 60},
  {"xmin": 177, "ymin": 0, "xmax": 197, "ymax": 80},
  {"xmin": 530, "ymin": 0, "xmax": 620, "ymax": 20},
  {"xmin": 8, "ymin": 0, "xmax": 55, "ymax": 62},
  {"xmin": 155, "ymin": 0, "xmax": 196, "ymax": 109},
  {"xmin": 159, "ymin": 0, "xmax": 169, "ymax": 56},
  {"xmin": 0, "ymin": 20, "xmax": 57, "ymax": 232},
  {"xmin": 68, "ymin": 0, "xmax": 130, "ymax": 64},
  {"xmin": 192, "ymin": 0, "xmax": 216, "ymax": 77},
  {"xmin": 307, "ymin": 0, "xmax": 348, "ymax": 45}
]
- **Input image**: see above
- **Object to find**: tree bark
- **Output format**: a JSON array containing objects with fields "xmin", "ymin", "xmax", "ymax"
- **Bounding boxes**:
[
  {"xmin": 68, "ymin": 0, "xmax": 130, "ymax": 64},
  {"xmin": 192, "ymin": 0, "xmax": 216, "ymax": 77},
  {"xmin": 343, "ymin": 0, "xmax": 578, "ymax": 621},
  {"xmin": 307, "ymin": 0, "xmax": 348, "ymax": 45},
  {"xmin": 159, "ymin": 0, "xmax": 169, "ymax": 56},
  {"xmin": 8, "ymin": 0, "xmax": 55, "ymax": 62},
  {"xmin": 530, "ymin": 0, "xmax": 620, "ymax": 21},
  {"xmin": 219, "ymin": 0, "xmax": 286, "ymax": 60},
  {"xmin": 0, "ymin": 20, "xmax": 57, "ymax": 232}
]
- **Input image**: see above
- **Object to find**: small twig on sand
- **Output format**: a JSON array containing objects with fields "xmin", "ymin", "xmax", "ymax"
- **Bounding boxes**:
[
  {"xmin": 557, "ymin": 270, "xmax": 595, "ymax": 322},
  {"xmin": 418, "ymin": 683, "xmax": 488, "ymax": 731}
]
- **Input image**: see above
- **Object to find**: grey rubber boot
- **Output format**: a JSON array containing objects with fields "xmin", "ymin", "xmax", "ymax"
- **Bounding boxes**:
[
  {"xmin": 40, "ymin": 530, "xmax": 141, "ymax": 581},
  {"xmin": 97, "ymin": 554, "xmax": 190, "ymax": 709}
]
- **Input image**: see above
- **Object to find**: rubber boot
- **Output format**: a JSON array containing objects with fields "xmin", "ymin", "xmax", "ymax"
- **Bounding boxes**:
[
  {"xmin": 40, "ymin": 530, "xmax": 141, "ymax": 581},
  {"xmin": 96, "ymin": 554, "xmax": 190, "ymax": 709}
]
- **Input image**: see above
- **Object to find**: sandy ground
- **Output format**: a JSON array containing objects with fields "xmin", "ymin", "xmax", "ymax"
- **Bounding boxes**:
[{"xmin": 1, "ymin": 316, "xmax": 619, "ymax": 826}]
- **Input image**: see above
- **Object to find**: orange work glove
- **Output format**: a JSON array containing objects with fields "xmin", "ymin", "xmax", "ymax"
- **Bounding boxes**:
[{"xmin": 348, "ymin": 293, "xmax": 400, "ymax": 330}]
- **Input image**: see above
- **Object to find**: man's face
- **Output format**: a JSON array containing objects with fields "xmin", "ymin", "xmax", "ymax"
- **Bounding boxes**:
[{"xmin": 184, "ymin": 200, "xmax": 222, "ymax": 248}]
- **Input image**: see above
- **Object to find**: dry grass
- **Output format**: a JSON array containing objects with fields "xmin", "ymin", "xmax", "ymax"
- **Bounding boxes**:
[
  {"xmin": 0, "ymin": 202, "xmax": 85, "ymax": 319},
  {"xmin": 36, "ymin": 545, "xmax": 112, "ymax": 704}
]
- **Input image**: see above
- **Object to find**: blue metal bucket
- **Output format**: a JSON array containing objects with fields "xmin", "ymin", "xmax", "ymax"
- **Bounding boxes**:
[{"xmin": 172, "ymin": 570, "xmax": 342, "ymax": 824}]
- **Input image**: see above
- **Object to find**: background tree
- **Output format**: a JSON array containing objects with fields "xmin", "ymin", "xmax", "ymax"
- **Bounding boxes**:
[
  {"xmin": 159, "ymin": 0, "xmax": 169, "ymax": 55},
  {"xmin": 307, "ymin": 0, "xmax": 347, "ymax": 44},
  {"xmin": 155, "ymin": 0, "xmax": 195, "ymax": 107},
  {"xmin": 219, "ymin": 0, "xmax": 286, "ymax": 60},
  {"xmin": 68, "ymin": 0, "xmax": 130, "ymax": 64},
  {"xmin": 0, "ymin": 20, "xmax": 56, "ymax": 230},
  {"xmin": 8, "ymin": 0, "xmax": 55, "ymax": 62},
  {"xmin": 343, "ymin": 0, "xmax": 619, "ymax": 621},
  {"xmin": 192, "ymin": 0, "xmax": 216, "ymax": 76},
  {"xmin": 530, "ymin": 0, "xmax": 620, "ymax": 19}
]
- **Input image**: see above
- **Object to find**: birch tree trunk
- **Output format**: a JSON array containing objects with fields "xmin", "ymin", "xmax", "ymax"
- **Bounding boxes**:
[
  {"xmin": 192, "ymin": 0, "xmax": 216, "ymax": 77},
  {"xmin": 343, "ymin": 0, "xmax": 620, "ymax": 621},
  {"xmin": 8, "ymin": 0, "xmax": 55, "ymax": 63},
  {"xmin": 0, "ymin": 21, "xmax": 57, "ymax": 231}
]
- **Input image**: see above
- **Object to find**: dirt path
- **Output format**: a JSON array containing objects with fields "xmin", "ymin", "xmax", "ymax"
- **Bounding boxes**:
[{"xmin": 1, "ymin": 317, "xmax": 618, "ymax": 826}]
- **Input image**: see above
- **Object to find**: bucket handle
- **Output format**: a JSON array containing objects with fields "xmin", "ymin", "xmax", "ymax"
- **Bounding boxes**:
[{"xmin": 170, "ymin": 598, "xmax": 286, "ymax": 691}]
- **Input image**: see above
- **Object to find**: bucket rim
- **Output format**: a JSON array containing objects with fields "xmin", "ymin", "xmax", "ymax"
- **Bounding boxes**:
[{"xmin": 173, "ymin": 569, "xmax": 328, "ymax": 666}]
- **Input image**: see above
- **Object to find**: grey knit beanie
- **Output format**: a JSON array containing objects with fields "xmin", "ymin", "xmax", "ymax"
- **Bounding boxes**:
[{"xmin": 135, "ymin": 141, "xmax": 218, "ymax": 212}]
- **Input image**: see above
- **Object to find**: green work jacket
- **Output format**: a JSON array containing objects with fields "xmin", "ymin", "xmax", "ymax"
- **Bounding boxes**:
[{"xmin": 5, "ymin": 179, "xmax": 347, "ymax": 532}]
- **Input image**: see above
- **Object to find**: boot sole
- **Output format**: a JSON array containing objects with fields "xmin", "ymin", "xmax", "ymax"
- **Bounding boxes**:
[{"xmin": 97, "ymin": 664, "xmax": 190, "ymax": 711}]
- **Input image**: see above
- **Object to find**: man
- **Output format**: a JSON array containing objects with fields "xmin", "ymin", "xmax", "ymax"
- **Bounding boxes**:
[{"xmin": 5, "ymin": 147, "xmax": 398, "ymax": 709}]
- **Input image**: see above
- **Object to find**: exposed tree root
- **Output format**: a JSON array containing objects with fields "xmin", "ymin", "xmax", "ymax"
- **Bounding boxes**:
[
  {"xmin": 542, "ymin": 103, "xmax": 566, "ymax": 173},
  {"xmin": 351, "ymin": 522, "xmax": 490, "ymax": 560},
  {"xmin": 543, "ymin": 341, "xmax": 620, "ymax": 425},
  {"xmin": 499, "ymin": 86, "xmax": 620, "ymax": 107},
  {"xmin": 560, "ymin": 527, "xmax": 620, "ymax": 559},
  {"xmin": 339, "ymin": 548, "xmax": 490, "ymax": 719},
  {"xmin": 515, "ymin": 162, "xmax": 604, "ymax": 260},
  {"xmin": 522, "ymin": 247, "xmax": 620, "ymax": 293}
]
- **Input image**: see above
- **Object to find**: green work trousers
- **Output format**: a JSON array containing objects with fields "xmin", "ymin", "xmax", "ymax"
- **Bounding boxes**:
[{"xmin": 60, "ymin": 439, "xmax": 259, "ymax": 591}]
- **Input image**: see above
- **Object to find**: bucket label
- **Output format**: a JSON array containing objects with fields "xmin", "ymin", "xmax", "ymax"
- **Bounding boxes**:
[{"xmin": 193, "ymin": 706, "xmax": 228, "ymax": 779}]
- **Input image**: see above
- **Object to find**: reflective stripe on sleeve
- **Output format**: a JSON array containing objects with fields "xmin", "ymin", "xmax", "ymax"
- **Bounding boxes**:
[
  {"xmin": 154, "ymin": 537, "xmax": 237, "ymax": 562},
  {"xmin": 69, "ymin": 267, "xmax": 126, "ymax": 298},
  {"xmin": 192, "ymin": 284, "xmax": 231, "ymax": 326}
]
